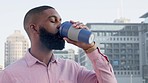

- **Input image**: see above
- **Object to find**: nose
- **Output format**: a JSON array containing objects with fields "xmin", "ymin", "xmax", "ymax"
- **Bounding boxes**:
[{"xmin": 57, "ymin": 23, "xmax": 61, "ymax": 29}]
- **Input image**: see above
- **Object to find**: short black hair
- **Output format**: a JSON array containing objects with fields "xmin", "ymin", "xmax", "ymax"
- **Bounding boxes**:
[{"xmin": 23, "ymin": 5, "xmax": 54, "ymax": 31}]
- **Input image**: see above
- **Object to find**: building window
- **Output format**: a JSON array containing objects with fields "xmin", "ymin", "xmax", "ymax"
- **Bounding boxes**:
[
  {"xmin": 135, "ymin": 72, "xmax": 137, "ymax": 75},
  {"xmin": 113, "ymin": 60, "xmax": 119, "ymax": 66},
  {"xmin": 120, "ymin": 38, "xmax": 122, "ymax": 41},
  {"xmin": 114, "ymin": 43, "xmax": 119, "ymax": 48},
  {"xmin": 127, "ymin": 32, "xmax": 132, "ymax": 36},
  {"xmin": 106, "ymin": 43, "xmax": 112, "ymax": 48},
  {"xmin": 120, "ymin": 31, "xmax": 126, "ymax": 36},
  {"xmin": 137, "ymin": 38, "xmax": 139, "ymax": 41},
  {"xmin": 113, "ymin": 55, "xmax": 119, "ymax": 60},
  {"xmin": 112, "ymin": 32, "xmax": 119, "ymax": 36},
  {"xmin": 118, "ymin": 72, "xmax": 120, "ymax": 75},
  {"xmin": 132, "ymin": 26, "xmax": 138, "ymax": 31},
  {"xmin": 121, "ymin": 49, "xmax": 126, "ymax": 53},
  {"xmin": 121, "ymin": 72, "xmax": 123, "ymax": 75},
  {"xmin": 124, "ymin": 38, "xmax": 126, "ymax": 41},
  {"xmin": 131, "ymin": 72, "xmax": 133, "ymax": 74},
  {"xmin": 114, "ymin": 49, "xmax": 119, "ymax": 53},
  {"xmin": 134, "ymin": 43, "xmax": 139, "ymax": 48},
  {"xmin": 127, "ymin": 38, "xmax": 129, "ymax": 41},
  {"xmin": 106, "ymin": 49, "xmax": 112, "ymax": 53},
  {"xmin": 124, "ymin": 72, "xmax": 126, "ymax": 75},
  {"xmin": 106, "ymin": 32, "xmax": 112, "ymax": 36},
  {"xmin": 133, "ymin": 32, "xmax": 139, "ymax": 36},
  {"xmin": 114, "ymin": 72, "xmax": 116, "ymax": 75}
]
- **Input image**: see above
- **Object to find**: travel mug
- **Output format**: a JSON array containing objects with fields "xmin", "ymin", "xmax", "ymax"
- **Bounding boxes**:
[{"xmin": 59, "ymin": 21, "xmax": 95, "ymax": 44}]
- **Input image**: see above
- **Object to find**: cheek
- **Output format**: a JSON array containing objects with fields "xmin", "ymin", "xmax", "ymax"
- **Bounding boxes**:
[
  {"xmin": 47, "ymin": 25, "xmax": 58, "ymax": 34},
  {"xmin": 44, "ymin": 22, "xmax": 58, "ymax": 34}
]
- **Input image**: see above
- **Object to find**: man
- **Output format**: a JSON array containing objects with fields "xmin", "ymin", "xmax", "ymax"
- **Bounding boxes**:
[{"xmin": 0, "ymin": 5, "xmax": 117, "ymax": 83}]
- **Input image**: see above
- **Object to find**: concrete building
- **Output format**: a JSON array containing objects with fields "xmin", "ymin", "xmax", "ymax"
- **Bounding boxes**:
[
  {"xmin": 78, "ymin": 49, "xmax": 93, "ymax": 70},
  {"xmin": 140, "ymin": 12, "xmax": 148, "ymax": 83},
  {"xmin": 0, "ymin": 65, "xmax": 3, "ymax": 70},
  {"xmin": 78, "ymin": 22, "xmax": 148, "ymax": 83},
  {"xmin": 4, "ymin": 30, "xmax": 29, "ymax": 67},
  {"xmin": 0, "ymin": 65, "xmax": 3, "ymax": 73},
  {"xmin": 53, "ymin": 49, "xmax": 76, "ymax": 61}
]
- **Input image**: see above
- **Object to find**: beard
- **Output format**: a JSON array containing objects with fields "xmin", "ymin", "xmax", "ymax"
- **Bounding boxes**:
[{"xmin": 39, "ymin": 27, "xmax": 65, "ymax": 50}]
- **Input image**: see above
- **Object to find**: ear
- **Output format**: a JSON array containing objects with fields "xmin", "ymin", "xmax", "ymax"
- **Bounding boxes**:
[{"xmin": 30, "ymin": 24, "xmax": 39, "ymax": 34}]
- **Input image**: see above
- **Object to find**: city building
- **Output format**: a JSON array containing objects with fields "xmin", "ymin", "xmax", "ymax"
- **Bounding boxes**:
[
  {"xmin": 53, "ymin": 49, "xmax": 76, "ymax": 61},
  {"xmin": 78, "ymin": 22, "xmax": 148, "ymax": 83},
  {"xmin": 4, "ymin": 30, "xmax": 29, "ymax": 67},
  {"xmin": 78, "ymin": 49, "xmax": 93, "ymax": 70},
  {"xmin": 0, "ymin": 65, "xmax": 2, "ymax": 70},
  {"xmin": 140, "ymin": 12, "xmax": 148, "ymax": 23},
  {"xmin": 0, "ymin": 65, "xmax": 2, "ymax": 73}
]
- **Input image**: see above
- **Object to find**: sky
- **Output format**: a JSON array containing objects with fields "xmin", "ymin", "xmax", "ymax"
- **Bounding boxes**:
[{"xmin": 0, "ymin": 0, "xmax": 148, "ymax": 67}]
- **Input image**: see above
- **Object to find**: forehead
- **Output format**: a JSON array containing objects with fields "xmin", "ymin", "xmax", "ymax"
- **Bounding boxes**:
[{"xmin": 42, "ymin": 9, "xmax": 61, "ymax": 19}]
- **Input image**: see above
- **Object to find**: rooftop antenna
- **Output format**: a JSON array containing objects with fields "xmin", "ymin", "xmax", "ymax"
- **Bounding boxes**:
[
  {"xmin": 120, "ymin": 0, "xmax": 123, "ymax": 18},
  {"xmin": 117, "ymin": 0, "xmax": 123, "ymax": 19}
]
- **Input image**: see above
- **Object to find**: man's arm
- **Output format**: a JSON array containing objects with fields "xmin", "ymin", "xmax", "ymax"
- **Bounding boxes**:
[
  {"xmin": 76, "ymin": 46, "xmax": 117, "ymax": 83},
  {"xmin": 64, "ymin": 21, "xmax": 117, "ymax": 83}
]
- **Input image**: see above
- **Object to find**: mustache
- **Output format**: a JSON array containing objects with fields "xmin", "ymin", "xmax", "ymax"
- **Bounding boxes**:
[{"xmin": 56, "ymin": 31, "xmax": 63, "ymax": 39}]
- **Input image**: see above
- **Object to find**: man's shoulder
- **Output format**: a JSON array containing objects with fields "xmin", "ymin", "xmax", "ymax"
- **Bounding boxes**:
[{"xmin": 4, "ymin": 58, "xmax": 27, "ymax": 72}]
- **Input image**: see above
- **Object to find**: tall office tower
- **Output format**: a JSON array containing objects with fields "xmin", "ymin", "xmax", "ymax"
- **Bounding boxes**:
[
  {"xmin": 84, "ymin": 22, "xmax": 148, "ymax": 83},
  {"xmin": 53, "ymin": 49, "xmax": 76, "ymax": 61},
  {"xmin": 0, "ymin": 65, "xmax": 2, "ymax": 73},
  {"xmin": 140, "ymin": 12, "xmax": 148, "ymax": 23},
  {"xmin": 140, "ymin": 12, "xmax": 148, "ymax": 83},
  {"xmin": 4, "ymin": 30, "xmax": 29, "ymax": 67},
  {"xmin": 0, "ymin": 65, "xmax": 2, "ymax": 70}
]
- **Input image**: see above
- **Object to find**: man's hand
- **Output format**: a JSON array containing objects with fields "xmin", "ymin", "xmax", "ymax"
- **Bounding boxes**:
[{"xmin": 63, "ymin": 20, "xmax": 96, "ymax": 51}]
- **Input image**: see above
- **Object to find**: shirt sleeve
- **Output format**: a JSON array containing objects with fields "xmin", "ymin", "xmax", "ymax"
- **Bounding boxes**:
[
  {"xmin": 0, "ymin": 70, "xmax": 13, "ymax": 83},
  {"xmin": 77, "ymin": 48, "xmax": 117, "ymax": 83}
]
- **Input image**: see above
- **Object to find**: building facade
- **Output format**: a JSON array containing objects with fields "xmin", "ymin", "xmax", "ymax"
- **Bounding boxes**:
[
  {"xmin": 4, "ymin": 30, "xmax": 29, "ymax": 67},
  {"xmin": 53, "ymin": 49, "xmax": 76, "ymax": 61},
  {"xmin": 78, "ymin": 22, "xmax": 148, "ymax": 83}
]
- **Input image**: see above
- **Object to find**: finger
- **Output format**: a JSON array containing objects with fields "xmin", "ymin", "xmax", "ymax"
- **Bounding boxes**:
[
  {"xmin": 70, "ymin": 21, "xmax": 89, "ymax": 30},
  {"xmin": 75, "ymin": 23, "xmax": 89, "ymax": 30},
  {"xmin": 81, "ymin": 25, "xmax": 89, "ymax": 30},
  {"xmin": 63, "ymin": 37, "xmax": 77, "ymax": 45},
  {"xmin": 73, "ymin": 22, "xmax": 84, "ymax": 28},
  {"xmin": 70, "ymin": 20, "xmax": 75, "ymax": 24}
]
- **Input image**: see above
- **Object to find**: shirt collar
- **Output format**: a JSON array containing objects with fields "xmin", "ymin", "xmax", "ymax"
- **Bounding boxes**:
[{"xmin": 24, "ymin": 49, "xmax": 59, "ymax": 67}]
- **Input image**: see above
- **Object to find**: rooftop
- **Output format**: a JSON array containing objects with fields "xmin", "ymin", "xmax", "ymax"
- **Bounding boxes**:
[{"xmin": 140, "ymin": 12, "xmax": 148, "ymax": 18}]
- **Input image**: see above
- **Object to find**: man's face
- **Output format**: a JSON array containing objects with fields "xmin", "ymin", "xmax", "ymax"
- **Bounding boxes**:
[{"xmin": 39, "ymin": 26, "xmax": 65, "ymax": 50}]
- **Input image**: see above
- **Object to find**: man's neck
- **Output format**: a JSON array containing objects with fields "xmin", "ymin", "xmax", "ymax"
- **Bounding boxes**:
[{"xmin": 29, "ymin": 47, "xmax": 53, "ymax": 66}]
